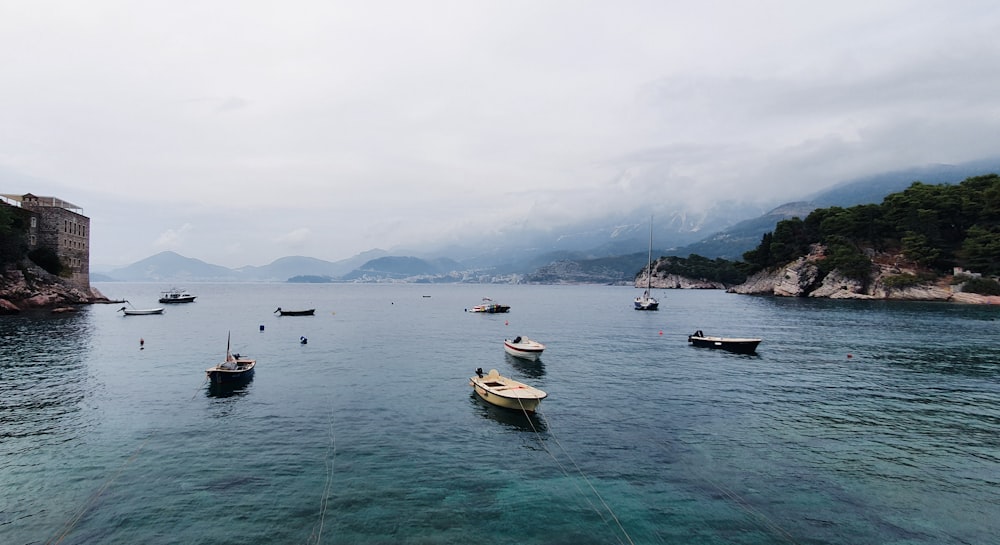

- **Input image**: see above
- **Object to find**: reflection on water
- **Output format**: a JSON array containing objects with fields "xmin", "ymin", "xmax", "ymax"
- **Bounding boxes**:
[
  {"xmin": 206, "ymin": 380, "xmax": 253, "ymax": 399},
  {"xmin": 0, "ymin": 310, "xmax": 93, "ymax": 448},
  {"xmin": 469, "ymin": 394, "xmax": 548, "ymax": 432},
  {"xmin": 507, "ymin": 354, "xmax": 546, "ymax": 378}
]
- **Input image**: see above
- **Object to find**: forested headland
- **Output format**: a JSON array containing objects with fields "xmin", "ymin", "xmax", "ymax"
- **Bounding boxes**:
[{"xmin": 735, "ymin": 174, "xmax": 1000, "ymax": 297}]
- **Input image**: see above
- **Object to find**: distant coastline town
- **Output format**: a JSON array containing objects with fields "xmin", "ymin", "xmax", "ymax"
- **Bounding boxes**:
[{"xmin": 4, "ymin": 172, "xmax": 1000, "ymax": 313}]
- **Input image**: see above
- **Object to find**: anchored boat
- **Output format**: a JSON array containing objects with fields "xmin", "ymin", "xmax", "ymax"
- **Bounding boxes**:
[
  {"xmin": 469, "ymin": 368, "xmax": 547, "ymax": 412},
  {"xmin": 687, "ymin": 330, "xmax": 761, "ymax": 354},
  {"xmin": 634, "ymin": 218, "xmax": 659, "ymax": 311},
  {"xmin": 467, "ymin": 297, "xmax": 510, "ymax": 313},
  {"xmin": 159, "ymin": 288, "xmax": 197, "ymax": 304},
  {"xmin": 118, "ymin": 306, "xmax": 164, "ymax": 316},
  {"xmin": 206, "ymin": 333, "xmax": 256, "ymax": 384},
  {"xmin": 274, "ymin": 307, "xmax": 316, "ymax": 316},
  {"xmin": 503, "ymin": 336, "xmax": 546, "ymax": 361}
]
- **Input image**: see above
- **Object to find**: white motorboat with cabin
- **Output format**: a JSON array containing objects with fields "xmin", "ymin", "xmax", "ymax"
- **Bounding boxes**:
[{"xmin": 159, "ymin": 288, "xmax": 197, "ymax": 304}]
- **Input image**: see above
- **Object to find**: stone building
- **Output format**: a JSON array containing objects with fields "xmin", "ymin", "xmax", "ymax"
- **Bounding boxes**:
[{"xmin": 0, "ymin": 193, "xmax": 90, "ymax": 289}]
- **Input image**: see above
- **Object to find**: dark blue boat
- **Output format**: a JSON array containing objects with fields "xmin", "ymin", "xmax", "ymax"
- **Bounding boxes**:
[
  {"xmin": 206, "ymin": 333, "xmax": 256, "ymax": 384},
  {"xmin": 688, "ymin": 330, "xmax": 761, "ymax": 354}
]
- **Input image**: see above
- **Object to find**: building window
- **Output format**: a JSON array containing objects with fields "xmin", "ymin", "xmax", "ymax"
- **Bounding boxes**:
[{"xmin": 30, "ymin": 217, "xmax": 37, "ymax": 228}]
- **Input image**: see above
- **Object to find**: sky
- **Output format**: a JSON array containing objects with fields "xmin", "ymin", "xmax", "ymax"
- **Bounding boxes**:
[{"xmin": 2, "ymin": 1, "xmax": 1000, "ymax": 269}]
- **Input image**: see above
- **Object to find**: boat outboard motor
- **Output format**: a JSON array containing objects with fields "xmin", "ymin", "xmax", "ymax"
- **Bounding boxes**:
[
  {"xmin": 476, "ymin": 367, "xmax": 484, "ymax": 378},
  {"xmin": 513, "ymin": 336, "xmax": 522, "ymax": 343}
]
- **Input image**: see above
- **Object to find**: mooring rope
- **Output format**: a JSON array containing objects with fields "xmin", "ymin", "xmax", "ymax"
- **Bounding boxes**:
[
  {"xmin": 191, "ymin": 377, "xmax": 209, "ymax": 399},
  {"xmin": 306, "ymin": 399, "xmax": 337, "ymax": 545},
  {"xmin": 651, "ymin": 437, "xmax": 801, "ymax": 545},
  {"xmin": 45, "ymin": 435, "xmax": 150, "ymax": 545},
  {"xmin": 518, "ymin": 399, "xmax": 636, "ymax": 545},
  {"xmin": 48, "ymin": 377, "xmax": 218, "ymax": 543}
]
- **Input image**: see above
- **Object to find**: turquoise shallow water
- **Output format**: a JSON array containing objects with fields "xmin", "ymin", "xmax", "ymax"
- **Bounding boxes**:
[{"xmin": 2, "ymin": 283, "xmax": 999, "ymax": 544}]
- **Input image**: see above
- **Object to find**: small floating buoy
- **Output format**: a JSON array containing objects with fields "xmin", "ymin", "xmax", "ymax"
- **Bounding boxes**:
[
  {"xmin": 659, "ymin": 330, "xmax": 663, "ymax": 336},
  {"xmin": 847, "ymin": 354, "xmax": 853, "ymax": 359},
  {"xmin": 140, "ymin": 338, "xmax": 144, "ymax": 350},
  {"xmin": 259, "ymin": 324, "xmax": 265, "ymax": 331},
  {"xmin": 300, "ymin": 336, "xmax": 308, "ymax": 345},
  {"xmin": 505, "ymin": 320, "xmax": 509, "ymax": 326}
]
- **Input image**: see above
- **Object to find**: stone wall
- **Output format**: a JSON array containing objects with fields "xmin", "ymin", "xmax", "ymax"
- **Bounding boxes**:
[{"xmin": 27, "ymin": 205, "xmax": 90, "ymax": 289}]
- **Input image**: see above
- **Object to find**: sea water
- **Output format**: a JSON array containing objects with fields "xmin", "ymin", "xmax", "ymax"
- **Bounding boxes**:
[{"xmin": 1, "ymin": 283, "xmax": 998, "ymax": 544}]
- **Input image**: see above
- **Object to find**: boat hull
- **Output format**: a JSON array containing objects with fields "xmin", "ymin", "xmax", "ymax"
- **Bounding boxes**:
[
  {"xmin": 121, "ymin": 308, "xmax": 164, "ymax": 315},
  {"xmin": 206, "ymin": 365, "xmax": 255, "ymax": 384},
  {"xmin": 275, "ymin": 309, "xmax": 315, "ymax": 316},
  {"xmin": 471, "ymin": 384, "xmax": 544, "ymax": 412},
  {"xmin": 688, "ymin": 335, "xmax": 761, "ymax": 354},
  {"xmin": 159, "ymin": 296, "xmax": 196, "ymax": 303},
  {"xmin": 634, "ymin": 299, "xmax": 659, "ymax": 311},
  {"xmin": 470, "ymin": 304, "xmax": 510, "ymax": 313}
]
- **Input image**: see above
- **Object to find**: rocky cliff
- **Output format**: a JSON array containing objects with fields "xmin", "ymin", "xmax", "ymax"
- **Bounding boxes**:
[
  {"xmin": 634, "ymin": 271, "xmax": 728, "ymax": 290},
  {"xmin": 728, "ymin": 244, "xmax": 1000, "ymax": 304},
  {"xmin": 0, "ymin": 261, "xmax": 109, "ymax": 314}
]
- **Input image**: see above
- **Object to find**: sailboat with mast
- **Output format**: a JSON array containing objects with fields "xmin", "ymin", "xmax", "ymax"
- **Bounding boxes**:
[
  {"xmin": 634, "ymin": 218, "xmax": 659, "ymax": 311},
  {"xmin": 206, "ymin": 332, "xmax": 256, "ymax": 384}
]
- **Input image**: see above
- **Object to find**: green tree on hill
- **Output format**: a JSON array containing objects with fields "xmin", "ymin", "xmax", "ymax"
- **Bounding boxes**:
[
  {"xmin": 742, "ymin": 174, "xmax": 1000, "ymax": 278},
  {"xmin": 0, "ymin": 205, "xmax": 28, "ymax": 267}
]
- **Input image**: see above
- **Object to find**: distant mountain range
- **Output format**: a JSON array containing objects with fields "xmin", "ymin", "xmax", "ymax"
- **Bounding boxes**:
[{"xmin": 92, "ymin": 158, "xmax": 1000, "ymax": 284}]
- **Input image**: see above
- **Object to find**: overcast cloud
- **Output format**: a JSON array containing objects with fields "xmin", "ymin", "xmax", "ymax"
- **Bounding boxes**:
[{"xmin": 2, "ymin": 1, "xmax": 999, "ymax": 268}]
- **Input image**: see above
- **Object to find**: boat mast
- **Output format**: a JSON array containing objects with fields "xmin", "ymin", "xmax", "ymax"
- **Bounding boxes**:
[{"xmin": 646, "ymin": 217, "xmax": 653, "ymax": 294}]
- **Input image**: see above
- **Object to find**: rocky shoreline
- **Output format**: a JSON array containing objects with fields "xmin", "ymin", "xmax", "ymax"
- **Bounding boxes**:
[
  {"xmin": 635, "ymin": 271, "xmax": 728, "ymax": 290},
  {"xmin": 726, "ymin": 246, "xmax": 1000, "ymax": 304},
  {"xmin": 0, "ymin": 262, "xmax": 110, "ymax": 314},
  {"xmin": 633, "ymin": 245, "xmax": 999, "ymax": 304}
]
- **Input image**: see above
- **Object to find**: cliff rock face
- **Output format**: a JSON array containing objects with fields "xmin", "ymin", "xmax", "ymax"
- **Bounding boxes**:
[
  {"xmin": 728, "ymin": 245, "xmax": 998, "ymax": 303},
  {"xmin": 635, "ymin": 271, "xmax": 727, "ymax": 290},
  {"xmin": 0, "ymin": 262, "xmax": 108, "ymax": 314}
]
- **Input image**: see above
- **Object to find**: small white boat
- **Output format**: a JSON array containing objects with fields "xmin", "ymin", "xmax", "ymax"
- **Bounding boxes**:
[
  {"xmin": 118, "ymin": 306, "xmax": 164, "ymax": 316},
  {"xmin": 503, "ymin": 336, "xmax": 546, "ymax": 361},
  {"xmin": 159, "ymin": 288, "xmax": 197, "ymax": 304},
  {"xmin": 206, "ymin": 333, "xmax": 256, "ymax": 384},
  {"xmin": 469, "ymin": 368, "xmax": 547, "ymax": 413}
]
